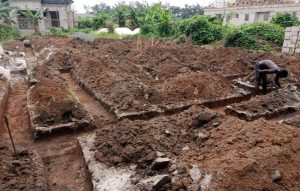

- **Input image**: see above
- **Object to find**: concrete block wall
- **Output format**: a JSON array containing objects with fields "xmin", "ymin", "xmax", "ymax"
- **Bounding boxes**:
[{"xmin": 282, "ymin": 26, "xmax": 300, "ymax": 54}]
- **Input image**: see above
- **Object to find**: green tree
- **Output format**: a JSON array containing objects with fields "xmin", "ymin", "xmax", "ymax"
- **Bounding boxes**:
[
  {"xmin": 271, "ymin": 12, "xmax": 299, "ymax": 28},
  {"xmin": 21, "ymin": 7, "xmax": 43, "ymax": 34},
  {"xmin": 84, "ymin": 3, "xmax": 111, "ymax": 15},
  {"xmin": 113, "ymin": 2, "xmax": 129, "ymax": 27},
  {"xmin": 142, "ymin": 2, "xmax": 173, "ymax": 37}
]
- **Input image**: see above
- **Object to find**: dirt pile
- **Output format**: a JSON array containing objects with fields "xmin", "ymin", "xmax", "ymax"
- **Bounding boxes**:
[
  {"xmin": 92, "ymin": 105, "xmax": 300, "ymax": 190},
  {"xmin": 0, "ymin": 145, "xmax": 47, "ymax": 191},
  {"xmin": 28, "ymin": 62, "xmax": 93, "ymax": 137},
  {"xmin": 284, "ymin": 115, "xmax": 300, "ymax": 128},
  {"xmin": 93, "ymin": 106, "xmax": 219, "ymax": 168},
  {"xmin": 226, "ymin": 86, "xmax": 300, "ymax": 121}
]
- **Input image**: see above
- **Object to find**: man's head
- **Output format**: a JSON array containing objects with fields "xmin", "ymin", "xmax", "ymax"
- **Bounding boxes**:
[{"xmin": 278, "ymin": 70, "xmax": 288, "ymax": 78}]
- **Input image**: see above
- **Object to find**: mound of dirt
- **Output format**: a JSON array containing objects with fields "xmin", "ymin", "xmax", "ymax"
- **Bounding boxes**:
[
  {"xmin": 156, "ymin": 72, "xmax": 236, "ymax": 105},
  {"xmin": 93, "ymin": 106, "xmax": 219, "ymax": 169},
  {"xmin": 92, "ymin": 105, "xmax": 300, "ymax": 190},
  {"xmin": 28, "ymin": 63, "xmax": 93, "ymax": 137},
  {"xmin": 0, "ymin": 145, "xmax": 47, "ymax": 191}
]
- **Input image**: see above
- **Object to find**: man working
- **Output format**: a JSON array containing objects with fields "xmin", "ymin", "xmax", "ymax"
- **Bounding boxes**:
[{"xmin": 254, "ymin": 60, "xmax": 288, "ymax": 94}]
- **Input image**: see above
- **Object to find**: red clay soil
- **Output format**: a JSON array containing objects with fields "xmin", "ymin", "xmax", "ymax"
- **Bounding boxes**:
[
  {"xmin": 93, "ymin": 105, "xmax": 300, "ymax": 190},
  {"xmin": 29, "ymin": 63, "xmax": 90, "ymax": 128},
  {"xmin": 0, "ymin": 145, "xmax": 47, "ymax": 191}
]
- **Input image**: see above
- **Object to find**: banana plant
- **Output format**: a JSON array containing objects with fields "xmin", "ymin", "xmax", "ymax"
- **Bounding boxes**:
[
  {"xmin": 0, "ymin": 0, "xmax": 17, "ymax": 26},
  {"xmin": 21, "ymin": 6, "xmax": 43, "ymax": 35}
]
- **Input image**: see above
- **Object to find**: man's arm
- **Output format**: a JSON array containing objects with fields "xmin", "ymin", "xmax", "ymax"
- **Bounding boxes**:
[{"xmin": 258, "ymin": 69, "xmax": 278, "ymax": 74}]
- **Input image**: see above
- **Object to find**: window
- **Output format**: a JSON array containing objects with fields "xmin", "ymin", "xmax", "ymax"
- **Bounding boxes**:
[
  {"xmin": 263, "ymin": 12, "xmax": 270, "ymax": 21},
  {"xmin": 216, "ymin": 14, "xmax": 222, "ymax": 19},
  {"xmin": 236, "ymin": 14, "xmax": 239, "ymax": 18},
  {"xmin": 17, "ymin": 11, "xmax": 35, "ymax": 30},
  {"xmin": 245, "ymin": 13, "xmax": 249, "ymax": 21},
  {"xmin": 50, "ymin": 11, "xmax": 60, "ymax": 27}
]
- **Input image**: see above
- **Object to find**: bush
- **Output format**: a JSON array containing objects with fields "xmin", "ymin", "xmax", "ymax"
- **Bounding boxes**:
[
  {"xmin": 240, "ymin": 23, "xmax": 284, "ymax": 46},
  {"xmin": 175, "ymin": 16, "xmax": 223, "ymax": 45},
  {"xmin": 225, "ymin": 23, "xmax": 283, "ymax": 51},
  {"xmin": 92, "ymin": 13, "xmax": 110, "ymax": 29},
  {"xmin": 271, "ymin": 12, "xmax": 300, "ymax": 28},
  {"xmin": 0, "ymin": 26, "xmax": 20, "ymax": 42},
  {"xmin": 77, "ymin": 17, "xmax": 93, "ymax": 29}
]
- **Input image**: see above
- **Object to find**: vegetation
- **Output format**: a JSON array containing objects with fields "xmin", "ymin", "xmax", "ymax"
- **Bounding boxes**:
[
  {"xmin": 0, "ymin": 0, "xmax": 20, "ymax": 42},
  {"xmin": 21, "ymin": 7, "xmax": 43, "ymax": 35},
  {"xmin": 271, "ymin": 12, "xmax": 300, "ymax": 28},
  {"xmin": 174, "ymin": 16, "xmax": 223, "ymax": 45}
]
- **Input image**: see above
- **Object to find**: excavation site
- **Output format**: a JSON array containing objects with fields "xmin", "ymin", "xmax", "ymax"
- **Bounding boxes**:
[{"xmin": 0, "ymin": 36, "xmax": 299, "ymax": 191}]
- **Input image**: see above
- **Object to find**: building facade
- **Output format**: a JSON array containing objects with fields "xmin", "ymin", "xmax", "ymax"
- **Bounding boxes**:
[
  {"xmin": 10, "ymin": 0, "xmax": 74, "ymax": 35},
  {"xmin": 204, "ymin": 1, "xmax": 300, "ymax": 25}
]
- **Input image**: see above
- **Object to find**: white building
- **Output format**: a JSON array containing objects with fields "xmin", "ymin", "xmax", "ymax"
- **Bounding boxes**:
[
  {"xmin": 9, "ymin": 0, "xmax": 75, "ymax": 35},
  {"xmin": 204, "ymin": 0, "xmax": 300, "ymax": 25}
]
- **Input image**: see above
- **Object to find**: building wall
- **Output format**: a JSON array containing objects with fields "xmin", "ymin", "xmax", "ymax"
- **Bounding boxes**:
[
  {"xmin": 282, "ymin": 26, "xmax": 300, "ymax": 54},
  {"xmin": 10, "ymin": 0, "xmax": 74, "ymax": 36},
  {"xmin": 204, "ymin": 4, "xmax": 300, "ymax": 25}
]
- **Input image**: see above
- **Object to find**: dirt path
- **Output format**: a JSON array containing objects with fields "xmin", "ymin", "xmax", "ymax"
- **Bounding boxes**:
[{"xmin": 61, "ymin": 73, "xmax": 116, "ymax": 125}]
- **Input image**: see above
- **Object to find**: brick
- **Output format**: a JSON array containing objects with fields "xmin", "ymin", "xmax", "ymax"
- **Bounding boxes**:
[
  {"xmin": 295, "ymin": 48, "xmax": 300, "ymax": 53},
  {"xmin": 282, "ymin": 47, "xmax": 290, "ymax": 53},
  {"xmin": 291, "ymin": 26, "xmax": 300, "ymax": 32},
  {"xmin": 285, "ymin": 27, "xmax": 292, "ymax": 32}
]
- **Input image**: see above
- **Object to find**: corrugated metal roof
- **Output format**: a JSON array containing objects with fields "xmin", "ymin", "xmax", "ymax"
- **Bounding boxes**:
[{"xmin": 41, "ymin": 0, "xmax": 73, "ymax": 4}]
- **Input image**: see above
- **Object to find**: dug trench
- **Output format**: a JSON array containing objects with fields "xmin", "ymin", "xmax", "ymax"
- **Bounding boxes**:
[
  {"xmin": 0, "ymin": 46, "xmax": 114, "ymax": 191},
  {"xmin": 1, "ymin": 37, "xmax": 300, "ymax": 191}
]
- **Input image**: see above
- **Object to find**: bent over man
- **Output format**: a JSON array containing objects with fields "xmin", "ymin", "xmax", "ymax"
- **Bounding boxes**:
[{"xmin": 254, "ymin": 60, "xmax": 288, "ymax": 94}]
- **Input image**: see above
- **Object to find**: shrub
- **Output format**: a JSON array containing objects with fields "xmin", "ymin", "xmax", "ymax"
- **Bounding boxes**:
[
  {"xmin": 175, "ymin": 16, "xmax": 223, "ymax": 45},
  {"xmin": 0, "ymin": 26, "xmax": 20, "ymax": 42},
  {"xmin": 271, "ymin": 12, "xmax": 300, "ymax": 28},
  {"xmin": 240, "ymin": 23, "xmax": 284, "ymax": 46},
  {"xmin": 225, "ymin": 31, "xmax": 256, "ymax": 49},
  {"xmin": 92, "ymin": 13, "xmax": 110, "ymax": 29},
  {"xmin": 77, "ymin": 17, "xmax": 93, "ymax": 29}
]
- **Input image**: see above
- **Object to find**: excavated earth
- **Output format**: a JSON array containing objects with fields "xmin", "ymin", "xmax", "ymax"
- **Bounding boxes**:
[{"xmin": 0, "ymin": 36, "xmax": 300, "ymax": 191}]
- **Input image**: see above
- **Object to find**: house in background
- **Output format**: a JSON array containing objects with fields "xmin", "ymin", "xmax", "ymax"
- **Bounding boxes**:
[
  {"xmin": 204, "ymin": 0, "xmax": 300, "ymax": 25},
  {"xmin": 9, "ymin": 0, "xmax": 75, "ymax": 36}
]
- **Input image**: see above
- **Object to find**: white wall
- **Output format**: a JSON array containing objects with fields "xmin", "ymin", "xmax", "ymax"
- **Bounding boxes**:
[
  {"xmin": 10, "ymin": 0, "xmax": 74, "ymax": 36},
  {"xmin": 205, "ymin": 4, "xmax": 300, "ymax": 25}
]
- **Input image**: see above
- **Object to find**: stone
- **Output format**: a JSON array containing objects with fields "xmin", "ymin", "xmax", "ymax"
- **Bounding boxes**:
[
  {"xmin": 151, "ymin": 157, "xmax": 171, "ymax": 170},
  {"xmin": 145, "ymin": 151, "xmax": 157, "ymax": 162},
  {"xmin": 169, "ymin": 164, "xmax": 177, "ymax": 172},
  {"xmin": 201, "ymin": 174, "xmax": 213, "ymax": 189},
  {"xmin": 195, "ymin": 113, "xmax": 211, "ymax": 127},
  {"xmin": 271, "ymin": 170, "xmax": 282, "ymax": 182},
  {"xmin": 94, "ymin": 151, "xmax": 104, "ymax": 161},
  {"xmin": 177, "ymin": 164, "xmax": 187, "ymax": 174},
  {"xmin": 198, "ymin": 133, "xmax": 210, "ymax": 141},
  {"xmin": 165, "ymin": 129, "xmax": 171, "ymax": 135},
  {"xmin": 189, "ymin": 165, "xmax": 201, "ymax": 182},
  {"xmin": 212, "ymin": 122, "xmax": 220, "ymax": 127},
  {"xmin": 156, "ymin": 151, "xmax": 166, "ymax": 157},
  {"xmin": 140, "ymin": 175, "xmax": 171, "ymax": 191}
]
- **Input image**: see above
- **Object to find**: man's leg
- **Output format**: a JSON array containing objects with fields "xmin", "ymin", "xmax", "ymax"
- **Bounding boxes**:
[{"xmin": 261, "ymin": 74, "xmax": 268, "ymax": 94}]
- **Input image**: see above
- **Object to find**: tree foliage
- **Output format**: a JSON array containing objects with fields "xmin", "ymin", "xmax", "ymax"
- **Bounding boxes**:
[
  {"xmin": 271, "ymin": 12, "xmax": 299, "ymax": 28},
  {"xmin": 174, "ymin": 16, "xmax": 223, "ymax": 45}
]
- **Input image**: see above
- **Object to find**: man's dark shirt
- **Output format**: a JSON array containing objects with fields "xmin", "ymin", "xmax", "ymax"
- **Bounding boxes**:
[{"xmin": 254, "ymin": 60, "xmax": 280, "ymax": 74}]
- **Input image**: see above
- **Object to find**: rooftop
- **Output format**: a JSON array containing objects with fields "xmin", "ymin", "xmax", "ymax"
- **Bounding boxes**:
[{"xmin": 41, "ymin": 0, "xmax": 73, "ymax": 4}]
